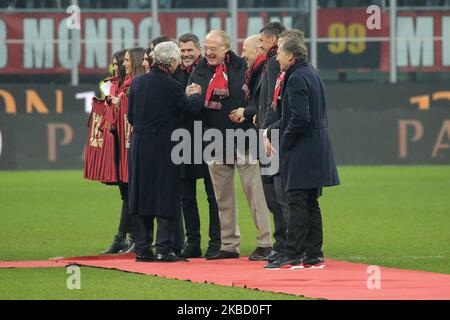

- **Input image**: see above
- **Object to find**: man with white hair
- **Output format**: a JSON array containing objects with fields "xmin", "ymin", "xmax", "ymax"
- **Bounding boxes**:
[
  {"xmin": 188, "ymin": 30, "xmax": 273, "ymax": 260},
  {"xmin": 127, "ymin": 41, "xmax": 203, "ymax": 263}
]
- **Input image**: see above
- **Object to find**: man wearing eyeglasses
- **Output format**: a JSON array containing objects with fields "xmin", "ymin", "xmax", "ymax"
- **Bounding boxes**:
[{"xmin": 188, "ymin": 30, "xmax": 273, "ymax": 260}]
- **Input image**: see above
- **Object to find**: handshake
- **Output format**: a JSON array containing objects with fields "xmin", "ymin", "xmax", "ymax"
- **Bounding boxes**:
[
  {"xmin": 186, "ymin": 83, "xmax": 202, "ymax": 96},
  {"xmin": 228, "ymin": 107, "xmax": 246, "ymax": 124}
]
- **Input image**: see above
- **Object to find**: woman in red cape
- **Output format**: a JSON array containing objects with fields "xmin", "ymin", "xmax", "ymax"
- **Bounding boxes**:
[{"xmin": 100, "ymin": 47, "xmax": 145, "ymax": 254}]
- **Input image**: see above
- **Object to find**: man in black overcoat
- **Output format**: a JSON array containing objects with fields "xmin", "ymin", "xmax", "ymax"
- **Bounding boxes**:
[
  {"xmin": 127, "ymin": 41, "xmax": 203, "ymax": 262},
  {"xmin": 264, "ymin": 36, "xmax": 340, "ymax": 270}
]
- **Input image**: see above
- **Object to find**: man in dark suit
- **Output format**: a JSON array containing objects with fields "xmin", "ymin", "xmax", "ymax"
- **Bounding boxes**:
[
  {"xmin": 264, "ymin": 36, "xmax": 340, "ymax": 270},
  {"xmin": 258, "ymin": 22, "xmax": 289, "ymax": 262},
  {"xmin": 228, "ymin": 34, "xmax": 272, "ymax": 261},
  {"xmin": 229, "ymin": 34, "xmax": 265, "ymax": 125},
  {"xmin": 173, "ymin": 33, "xmax": 221, "ymax": 259},
  {"xmin": 127, "ymin": 41, "xmax": 203, "ymax": 262}
]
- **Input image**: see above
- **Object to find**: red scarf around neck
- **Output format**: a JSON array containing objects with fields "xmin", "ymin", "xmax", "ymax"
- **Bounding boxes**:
[
  {"xmin": 245, "ymin": 54, "xmax": 266, "ymax": 85},
  {"xmin": 151, "ymin": 63, "xmax": 172, "ymax": 75},
  {"xmin": 181, "ymin": 55, "xmax": 202, "ymax": 74},
  {"xmin": 271, "ymin": 71, "xmax": 286, "ymax": 110},
  {"xmin": 271, "ymin": 59, "xmax": 302, "ymax": 110},
  {"xmin": 205, "ymin": 60, "xmax": 229, "ymax": 110},
  {"xmin": 266, "ymin": 45, "xmax": 278, "ymax": 61},
  {"xmin": 119, "ymin": 75, "xmax": 133, "ymax": 95},
  {"xmin": 244, "ymin": 53, "xmax": 266, "ymax": 102}
]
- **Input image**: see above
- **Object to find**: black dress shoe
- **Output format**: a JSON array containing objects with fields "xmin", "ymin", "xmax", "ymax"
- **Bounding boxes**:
[
  {"xmin": 135, "ymin": 253, "xmax": 155, "ymax": 262},
  {"xmin": 180, "ymin": 245, "xmax": 202, "ymax": 258},
  {"xmin": 266, "ymin": 250, "xmax": 282, "ymax": 263},
  {"xmin": 155, "ymin": 252, "xmax": 189, "ymax": 262},
  {"xmin": 203, "ymin": 245, "xmax": 221, "ymax": 258},
  {"xmin": 248, "ymin": 247, "xmax": 273, "ymax": 261},
  {"xmin": 206, "ymin": 250, "xmax": 239, "ymax": 260},
  {"xmin": 119, "ymin": 240, "xmax": 135, "ymax": 254},
  {"xmin": 100, "ymin": 236, "xmax": 127, "ymax": 254},
  {"xmin": 264, "ymin": 254, "xmax": 303, "ymax": 270}
]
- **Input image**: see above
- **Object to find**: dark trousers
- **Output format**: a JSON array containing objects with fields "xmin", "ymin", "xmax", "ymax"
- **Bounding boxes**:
[
  {"xmin": 135, "ymin": 215, "xmax": 176, "ymax": 256},
  {"xmin": 172, "ymin": 209, "xmax": 185, "ymax": 254},
  {"xmin": 180, "ymin": 176, "xmax": 220, "ymax": 248},
  {"xmin": 118, "ymin": 182, "xmax": 135, "ymax": 238},
  {"xmin": 285, "ymin": 188, "xmax": 323, "ymax": 258},
  {"xmin": 262, "ymin": 175, "xmax": 289, "ymax": 252}
]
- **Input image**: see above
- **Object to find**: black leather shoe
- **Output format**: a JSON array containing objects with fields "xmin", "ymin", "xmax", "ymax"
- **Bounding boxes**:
[
  {"xmin": 135, "ymin": 253, "xmax": 155, "ymax": 262},
  {"xmin": 100, "ymin": 236, "xmax": 127, "ymax": 254},
  {"xmin": 248, "ymin": 247, "xmax": 273, "ymax": 261},
  {"xmin": 302, "ymin": 256, "xmax": 326, "ymax": 269},
  {"xmin": 155, "ymin": 252, "xmax": 189, "ymax": 262},
  {"xmin": 180, "ymin": 245, "xmax": 202, "ymax": 258},
  {"xmin": 264, "ymin": 254, "xmax": 303, "ymax": 270},
  {"xmin": 267, "ymin": 250, "xmax": 282, "ymax": 263},
  {"xmin": 206, "ymin": 250, "xmax": 239, "ymax": 260},
  {"xmin": 203, "ymin": 246, "xmax": 221, "ymax": 258},
  {"xmin": 119, "ymin": 240, "xmax": 135, "ymax": 254}
]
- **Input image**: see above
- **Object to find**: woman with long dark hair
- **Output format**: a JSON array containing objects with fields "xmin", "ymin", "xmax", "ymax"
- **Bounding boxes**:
[
  {"xmin": 101, "ymin": 47, "xmax": 144, "ymax": 254},
  {"xmin": 142, "ymin": 47, "xmax": 152, "ymax": 74}
]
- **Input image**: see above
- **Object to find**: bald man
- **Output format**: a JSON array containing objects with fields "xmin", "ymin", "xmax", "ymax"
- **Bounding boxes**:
[{"xmin": 229, "ymin": 34, "xmax": 265, "ymax": 125}]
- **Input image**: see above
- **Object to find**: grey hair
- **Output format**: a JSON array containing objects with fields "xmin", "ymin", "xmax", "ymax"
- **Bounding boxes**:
[
  {"xmin": 153, "ymin": 41, "xmax": 181, "ymax": 66},
  {"xmin": 280, "ymin": 36, "xmax": 308, "ymax": 60}
]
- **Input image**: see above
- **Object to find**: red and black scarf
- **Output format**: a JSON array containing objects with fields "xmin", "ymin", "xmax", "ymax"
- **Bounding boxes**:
[
  {"xmin": 244, "ymin": 53, "xmax": 266, "ymax": 102},
  {"xmin": 180, "ymin": 55, "xmax": 202, "ymax": 74},
  {"xmin": 266, "ymin": 45, "xmax": 278, "ymax": 61},
  {"xmin": 120, "ymin": 75, "xmax": 133, "ymax": 97},
  {"xmin": 151, "ymin": 63, "xmax": 172, "ymax": 75},
  {"xmin": 262, "ymin": 45, "xmax": 278, "ymax": 77},
  {"xmin": 272, "ymin": 59, "xmax": 304, "ymax": 110},
  {"xmin": 271, "ymin": 71, "xmax": 286, "ymax": 110},
  {"xmin": 205, "ymin": 52, "xmax": 232, "ymax": 110}
]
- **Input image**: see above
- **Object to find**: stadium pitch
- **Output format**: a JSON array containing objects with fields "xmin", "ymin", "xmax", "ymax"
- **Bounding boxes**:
[{"xmin": 0, "ymin": 166, "xmax": 449, "ymax": 299}]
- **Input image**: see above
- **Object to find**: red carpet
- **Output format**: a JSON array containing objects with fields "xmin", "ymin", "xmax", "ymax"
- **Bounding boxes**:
[
  {"xmin": 0, "ymin": 260, "xmax": 69, "ymax": 268},
  {"xmin": 2, "ymin": 255, "xmax": 450, "ymax": 300}
]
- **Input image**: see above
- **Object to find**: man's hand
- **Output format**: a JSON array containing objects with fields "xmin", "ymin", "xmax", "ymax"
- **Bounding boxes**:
[
  {"xmin": 263, "ymin": 128, "xmax": 275, "ymax": 158},
  {"xmin": 229, "ymin": 107, "xmax": 245, "ymax": 123},
  {"xmin": 186, "ymin": 83, "xmax": 202, "ymax": 96}
]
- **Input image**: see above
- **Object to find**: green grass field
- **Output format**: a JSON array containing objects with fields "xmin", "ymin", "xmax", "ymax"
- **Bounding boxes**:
[{"xmin": 0, "ymin": 166, "xmax": 449, "ymax": 299}]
